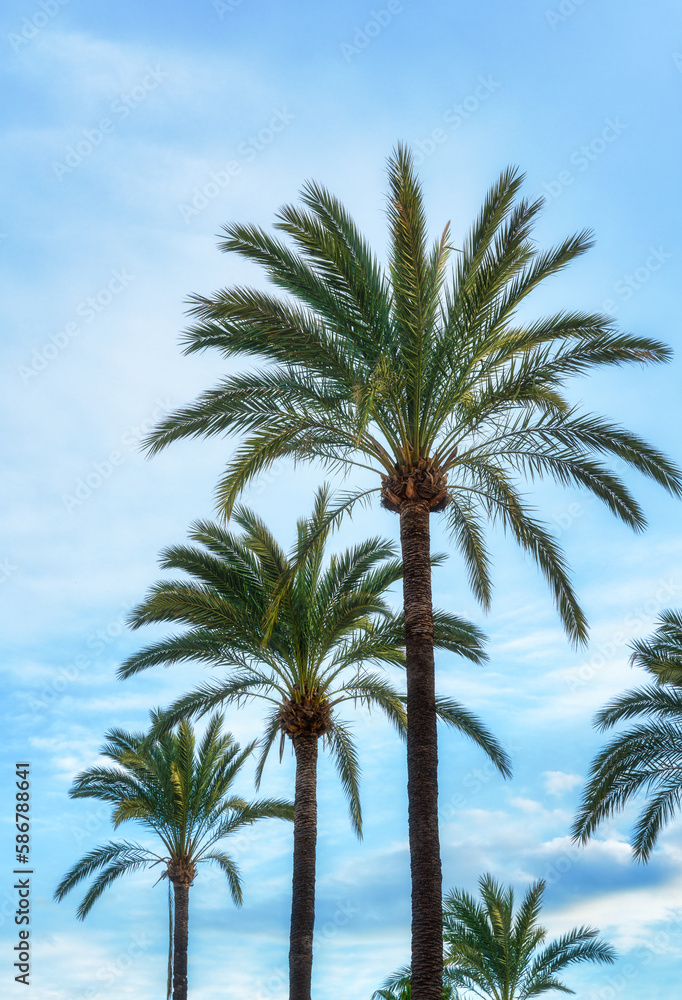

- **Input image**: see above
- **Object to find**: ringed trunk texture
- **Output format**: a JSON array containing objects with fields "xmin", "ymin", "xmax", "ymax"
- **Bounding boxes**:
[
  {"xmin": 289, "ymin": 732, "xmax": 319, "ymax": 1000},
  {"xmin": 171, "ymin": 880, "xmax": 190, "ymax": 1000},
  {"xmin": 400, "ymin": 501, "xmax": 442, "ymax": 1000}
]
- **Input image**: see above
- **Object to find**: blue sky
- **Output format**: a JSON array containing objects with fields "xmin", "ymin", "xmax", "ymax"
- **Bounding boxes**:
[{"xmin": 2, "ymin": 0, "xmax": 682, "ymax": 996}]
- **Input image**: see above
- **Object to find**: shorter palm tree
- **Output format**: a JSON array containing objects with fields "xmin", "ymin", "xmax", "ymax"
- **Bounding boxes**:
[
  {"xmin": 118, "ymin": 487, "xmax": 511, "ymax": 1000},
  {"xmin": 376, "ymin": 873, "xmax": 615, "ymax": 1000},
  {"xmin": 54, "ymin": 712, "xmax": 294, "ymax": 1000},
  {"xmin": 573, "ymin": 609, "xmax": 682, "ymax": 861}
]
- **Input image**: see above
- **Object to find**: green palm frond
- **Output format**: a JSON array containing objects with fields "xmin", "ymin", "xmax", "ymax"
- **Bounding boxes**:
[
  {"xmin": 142, "ymin": 148, "xmax": 680, "ymax": 646},
  {"xmin": 439, "ymin": 874, "xmax": 614, "ymax": 999},
  {"xmin": 123, "ymin": 490, "xmax": 502, "ymax": 830},
  {"xmin": 55, "ymin": 713, "xmax": 293, "ymax": 920},
  {"xmin": 325, "ymin": 719, "xmax": 363, "ymax": 837},
  {"xmin": 629, "ymin": 609, "xmax": 682, "ymax": 685},
  {"xmin": 574, "ymin": 613, "xmax": 682, "ymax": 860},
  {"xmin": 201, "ymin": 850, "xmax": 243, "ymax": 905},
  {"xmin": 54, "ymin": 841, "xmax": 159, "ymax": 918},
  {"xmin": 435, "ymin": 698, "xmax": 512, "ymax": 778}
]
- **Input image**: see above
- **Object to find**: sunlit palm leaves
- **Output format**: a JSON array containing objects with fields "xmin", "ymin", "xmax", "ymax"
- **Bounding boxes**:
[
  {"xmin": 143, "ymin": 147, "xmax": 681, "ymax": 643},
  {"xmin": 54, "ymin": 712, "xmax": 293, "ymax": 999},
  {"xmin": 376, "ymin": 874, "xmax": 615, "ymax": 1000},
  {"xmin": 55, "ymin": 712, "xmax": 292, "ymax": 915},
  {"xmin": 119, "ymin": 486, "xmax": 510, "ymax": 829}
]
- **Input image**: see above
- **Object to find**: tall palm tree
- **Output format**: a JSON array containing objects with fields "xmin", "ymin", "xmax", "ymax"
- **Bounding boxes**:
[
  {"xmin": 140, "ymin": 146, "xmax": 681, "ymax": 998},
  {"xmin": 376, "ymin": 874, "xmax": 615, "ymax": 1000},
  {"xmin": 573, "ymin": 610, "xmax": 682, "ymax": 861},
  {"xmin": 54, "ymin": 712, "xmax": 293, "ymax": 1000},
  {"xmin": 118, "ymin": 488, "xmax": 511, "ymax": 1000}
]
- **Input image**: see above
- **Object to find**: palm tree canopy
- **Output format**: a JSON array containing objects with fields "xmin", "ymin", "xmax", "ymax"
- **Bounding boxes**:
[
  {"xmin": 442, "ymin": 874, "xmax": 614, "ymax": 999},
  {"xmin": 54, "ymin": 711, "xmax": 294, "ymax": 918},
  {"xmin": 142, "ymin": 146, "xmax": 682, "ymax": 645},
  {"xmin": 573, "ymin": 610, "xmax": 682, "ymax": 861},
  {"xmin": 118, "ymin": 488, "xmax": 511, "ymax": 835},
  {"xmin": 373, "ymin": 874, "xmax": 614, "ymax": 1000}
]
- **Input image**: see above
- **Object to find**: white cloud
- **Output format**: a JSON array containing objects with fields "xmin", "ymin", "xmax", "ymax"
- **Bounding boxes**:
[{"xmin": 543, "ymin": 771, "xmax": 583, "ymax": 796}]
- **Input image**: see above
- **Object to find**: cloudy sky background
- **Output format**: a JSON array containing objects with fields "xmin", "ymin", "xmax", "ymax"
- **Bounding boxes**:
[{"xmin": 2, "ymin": 0, "xmax": 682, "ymax": 996}]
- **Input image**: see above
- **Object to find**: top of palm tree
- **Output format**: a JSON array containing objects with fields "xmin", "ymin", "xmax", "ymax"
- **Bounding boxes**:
[
  {"xmin": 54, "ymin": 711, "xmax": 294, "ymax": 918},
  {"xmin": 142, "ymin": 145, "xmax": 682, "ymax": 646},
  {"xmin": 373, "ymin": 873, "xmax": 615, "ymax": 1000},
  {"xmin": 118, "ymin": 487, "xmax": 510, "ymax": 835},
  {"xmin": 442, "ymin": 873, "xmax": 615, "ymax": 999}
]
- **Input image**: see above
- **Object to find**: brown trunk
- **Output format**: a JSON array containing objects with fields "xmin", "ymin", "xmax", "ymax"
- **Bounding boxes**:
[
  {"xmin": 400, "ymin": 501, "xmax": 442, "ymax": 1000},
  {"xmin": 289, "ymin": 732, "xmax": 319, "ymax": 1000},
  {"xmin": 171, "ymin": 879, "xmax": 190, "ymax": 1000}
]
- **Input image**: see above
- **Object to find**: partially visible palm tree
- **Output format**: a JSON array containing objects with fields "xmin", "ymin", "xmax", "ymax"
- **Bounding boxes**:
[
  {"xmin": 54, "ymin": 713, "xmax": 293, "ymax": 1000},
  {"xmin": 141, "ymin": 145, "xmax": 681, "ymax": 999},
  {"xmin": 573, "ymin": 610, "xmax": 682, "ymax": 861},
  {"xmin": 118, "ymin": 488, "xmax": 511, "ymax": 1000},
  {"xmin": 373, "ymin": 966, "xmax": 457, "ymax": 1000},
  {"xmin": 443, "ymin": 875, "xmax": 614, "ymax": 998},
  {"xmin": 377, "ymin": 874, "xmax": 615, "ymax": 1000}
]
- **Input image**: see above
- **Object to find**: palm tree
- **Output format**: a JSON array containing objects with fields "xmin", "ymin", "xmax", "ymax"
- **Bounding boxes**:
[
  {"xmin": 140, "ymin": 146, "xmax": 681, "ymax": 998},
  {"xmin": 376, "ymin": 874, "xmax": 615, "ymax": 1000},
  {"xmin": 573, "ymin": 610, "xmax": 682, "ymax": 861},
  {"xmin": 54, "ymin": 712, "xmax": 293, "ymax": 1000},
  {"xmin": 118, "ymin": 488, "xmax": 511, "ymax": 1000}
]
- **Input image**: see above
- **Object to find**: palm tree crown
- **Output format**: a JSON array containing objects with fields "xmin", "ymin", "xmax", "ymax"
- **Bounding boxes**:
[
  {"xmin": 143, "ymin": 146, "xmax": 681, "ymax": 642},
  {"xmin": 573, "ymin": 610, "xmax": 682, "ymax": 861},
  {"xmin": 442, "ymin": 874, "xmax": 615, "ymax": 999},
  {"xmin": 376, "ymin": 874, "xmax": 615, "ymax": 1000},
  {"xmin": 119, "ymin": 487, "xmax": 508, "ymax": 821},
  {"xmin": 55, "ymin": 712, "xmax": 293, "ymax": 999}
]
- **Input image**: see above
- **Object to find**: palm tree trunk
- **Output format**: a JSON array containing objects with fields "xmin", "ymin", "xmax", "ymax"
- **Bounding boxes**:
[
  {"xmin": 172, "ymin": 880, "xmax": 190, "ymax": 1000},
  {"xmin": 400, "ymin": 501, "xmax": 442, "ymax": 1000},
  {"xmin": 289, "ymin": 732, "xmax": 319, "ymax": 1000}
]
